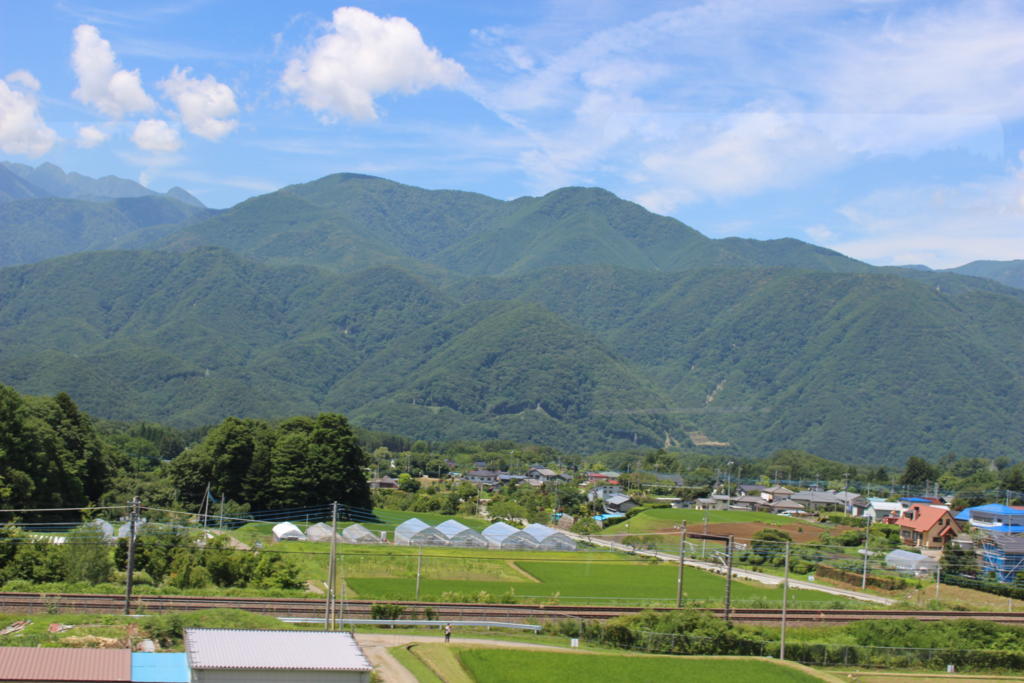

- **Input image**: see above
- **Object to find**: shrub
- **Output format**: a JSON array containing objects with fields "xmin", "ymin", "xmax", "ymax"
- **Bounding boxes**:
[{"xmin": 371, "ymin": 602, "xmax": 406, "ymax": 620}]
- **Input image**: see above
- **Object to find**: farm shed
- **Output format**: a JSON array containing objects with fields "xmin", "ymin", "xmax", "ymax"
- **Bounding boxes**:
[
  {"xmin": 482, "ymin": 522, "xmax": 539, "ymax": 550},
  {"xmin": 522, "ymin": 523, "xmax": 577, "ymax": 550},
  {"xmin": 0, "ymin": 646, "xmax": 130, "ymax": 681},
  {"xmin": 885, "ymin": 549, "xmax": 938, "ymax": 576},
  {"xmin": 272, "ymin": 522, "xmax": 307, "ymax": 541},
  {"xmin": 435, "ymin": 519, "xmax": 488, "ymax": 548},
  {"xmin": 394, "ymin": 518, "xmax": 448, "ymax": 546},
  {"xmin": 185, "ymin": 628, "xmax": 372, "ymax": 683},
  {"xmin": 306, "ymin": 522, "xmax": 342, "ymax": 542},
  {"xmin": 341, "ymin": 523, "xmax": 381, "ymax": 544}
]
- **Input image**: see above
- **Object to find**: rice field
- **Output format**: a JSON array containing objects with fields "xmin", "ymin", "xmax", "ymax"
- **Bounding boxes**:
[
  {"xmin": 225, "ymin": 512, "xmax": 856, "ymax": 607},
  {"xmin": 454, "ymin": 649, "xmax": 828, "ymax": 682}
]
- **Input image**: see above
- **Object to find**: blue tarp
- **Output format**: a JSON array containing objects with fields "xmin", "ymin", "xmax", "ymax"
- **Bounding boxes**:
[
  {"xmin": 592, "ymin": 513, "xmax": 625, "ymax": 522},
  {"xmin": 131, "ymin": 653, "xmax": 189, "ymax": 682}
]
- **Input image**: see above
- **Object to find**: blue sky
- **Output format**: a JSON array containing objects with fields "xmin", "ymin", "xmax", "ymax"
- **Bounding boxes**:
[{"xmin": 1, "ymin": 0, "xmax": 1022, "ymax": 268}]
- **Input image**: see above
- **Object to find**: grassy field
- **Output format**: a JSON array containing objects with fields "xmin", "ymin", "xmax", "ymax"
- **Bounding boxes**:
[
  {"xmin": 454, "ymin": 649, "xmax": 829, "ymax": 682},
  {"xmin": 342, "ymin": 550, "xmax": 856, "ymax": 606},
  {"xmin": 597, "ymin": 508, "xmax": 799, "ymax": 533},
  {"xmin": 222, "ymin": 512, "xmax": 859, "ymax": 606}
]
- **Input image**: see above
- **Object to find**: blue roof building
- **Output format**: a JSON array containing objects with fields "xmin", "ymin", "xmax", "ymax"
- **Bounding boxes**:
[
  {"xmin": 131, "ymin": 653, "xmax": 190, "ymax": 683},
  {"xmin": 980, "ymin": 533, "xmax": 1024, "ymax": 583},
  {"xmin": 955, "ymin": 504, "xmax": 1024, "ymax": 533}
]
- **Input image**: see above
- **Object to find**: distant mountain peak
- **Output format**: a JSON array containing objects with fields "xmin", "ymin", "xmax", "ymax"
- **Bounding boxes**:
[{"xmin": 166, "ymin": 186, "xmax": 205, "ymax": 208}]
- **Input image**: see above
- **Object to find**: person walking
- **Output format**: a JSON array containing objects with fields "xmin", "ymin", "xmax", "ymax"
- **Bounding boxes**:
[{"xmin": 444, "ymin": 623, "xmax": 452, "ymax": 643}]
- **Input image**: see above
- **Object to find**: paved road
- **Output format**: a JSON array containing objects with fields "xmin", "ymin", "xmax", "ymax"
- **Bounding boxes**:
[{"xmin": 566, "ymin": 531, "xmax": 896, "ymax": 606}]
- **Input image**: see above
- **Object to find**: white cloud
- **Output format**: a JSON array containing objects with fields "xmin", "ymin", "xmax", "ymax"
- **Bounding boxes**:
[
  {"xmin": 827, "ymin": 166, "xmax": 1024, "ymax": 268},
  {"xmin": 0, "ymin": 70, "xmax": 57, "ymax": 157},
  {"xmin": 469, "ymin": 0, "xmax": 1024, "ymax": 214},
  {"xmin": 159, "ymin": 67, "xmax": 238, "ymax": 140},
  {"xmin": 75, "ymin": 124, "xmax": 108, "ymax": 148},
  {"xmin": 131, "ymin": 118, "xmax": 182, "ymax": 152},
  {"xmin": 281, "ymin": 6, "xmax": 466, "ymax": 122},
  {"xmin": 71, "ymin": 24, "xmax": 155, "ymax": 118}
]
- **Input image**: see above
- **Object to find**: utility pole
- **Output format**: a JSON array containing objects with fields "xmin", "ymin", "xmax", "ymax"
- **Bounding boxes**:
[
  {"xmin": 935, "ymin": 562, "xmax": 941, "ymax": 602},
  {"xmin": 702, "ymin": 508, "xmax": 709, "ymax": 559},
  {"xmin": 780, "ymin": 541, "xmax": 790, "ymax": 661},
  {"xmin": 675, "ymin": 522, "xmax": 687, "ymax": 608},
  {"xmin": 325, "ymin": 502, "xmax": 338, "ymax": 629},
  {"xmin": 861, "ymin": 519, "xmax": 871, "ymax": 590},
  {"xmin": 218, "ymin": 493, "xmax": 225, "ymax": 531},
  {"xmin": 724, "ymin": 535, "xmax": 734, "ymax": 622},
  {"xmin": 415, "ymin": 546, "xmax": 423, "ymax": 600},
  {"xmin": 123, "ymin": 496, "xmax": 140, "ymax": 615}
]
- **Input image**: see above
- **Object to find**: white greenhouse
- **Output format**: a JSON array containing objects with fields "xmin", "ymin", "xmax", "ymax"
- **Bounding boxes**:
[
  {"xmin": 522, "ymin": 523, "xmax": 577, "ymax": 551},
  {"xmin": 341, "ymin": 523, "xmax": 381, "ymax": 544},
  {"xmin": 482, "ymin": 522, "xmax": 539, "ymax": 550},
  {"xmin": 306, "ymin": 522, "xmax": 342, "ymax": 542},
  {"xmin": 435, "ymin": 519, "xmax": 488, "ymax": 548},
  {"xmin": 885, "ymin": 549, "xmax": 938, "ymax": 576},
  {"xmin": 88, "ymin": 518, "xmax": 114, "ymax": 540},
  {"xmin": 272, "ymin": 521, "xmax": 307, "ymax": 542},
  {"xmin": 393, "ymin": 518, "xmax": 448, "ymax": 546}
]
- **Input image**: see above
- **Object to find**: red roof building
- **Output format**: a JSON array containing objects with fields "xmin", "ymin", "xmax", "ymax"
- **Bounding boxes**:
[
  {"xmin": 0, "ymin": 647, "xmax": 131, "ymax": 682},
  {"xmin": 897, "ymin": 503, "xmax": 961, "ymax": 549}
]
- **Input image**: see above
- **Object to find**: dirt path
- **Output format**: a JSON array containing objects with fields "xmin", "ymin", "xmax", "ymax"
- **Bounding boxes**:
[{"xmin": 357, "ymin": 638, "xmax": 417, "ymax": 683}]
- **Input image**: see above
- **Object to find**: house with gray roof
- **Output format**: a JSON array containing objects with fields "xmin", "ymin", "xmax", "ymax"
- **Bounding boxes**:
[{"xmin": 788, "ymin": 490, "xmax": 843, "ymax": 512}]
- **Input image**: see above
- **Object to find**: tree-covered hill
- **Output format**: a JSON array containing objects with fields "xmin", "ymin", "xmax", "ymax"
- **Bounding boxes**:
[
  {"xmin": 948, "ymin": 259, "xmax": 1024, "ymax": 290},
  {"xmin": 156, "ymin": 173, "xmax": 869, "ymax": 277},
  {"xmin": 1, "ymin": 248, "xmax": 1023, "ymax": 461},
  {"xmin": 0, "ymin": 195, "xmax": 213, "ymax": 268}
]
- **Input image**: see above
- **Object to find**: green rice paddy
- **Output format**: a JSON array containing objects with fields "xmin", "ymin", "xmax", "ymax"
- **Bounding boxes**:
[{"xmin": 456, "ymin": 649, "xmax": 827, "ymax": 682}]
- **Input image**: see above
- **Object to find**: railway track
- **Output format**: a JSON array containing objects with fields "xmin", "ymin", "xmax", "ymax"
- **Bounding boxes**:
[{"xmin": 3, "ymin": 592, "xmax": 1024, "ymax": 626}]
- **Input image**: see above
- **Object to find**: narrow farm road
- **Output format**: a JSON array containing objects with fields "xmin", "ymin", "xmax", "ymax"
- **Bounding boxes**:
[{"xmin": 565, "ymin": 531, "xmax": 896, "ymax": 606}]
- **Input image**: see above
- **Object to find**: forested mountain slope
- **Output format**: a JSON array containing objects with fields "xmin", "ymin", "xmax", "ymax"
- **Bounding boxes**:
[
  {"xmin": 0, "ymin": 248, "xmax": 1022, "ymax": 462},
  {"xmin": 157, "ymin": 173, "xmax": 869, "ymax": 277}
]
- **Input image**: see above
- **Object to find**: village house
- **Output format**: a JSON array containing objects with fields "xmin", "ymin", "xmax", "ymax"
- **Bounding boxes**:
[
  {"xmin": 980, "ymin": 533, "xmax": 1024, "ymax": 583},
  {"xmin": 527, "ymin": 467, "xmax": 570, "ymax": 484},
  {"xmin": 760, "ymin": 485, "xmax": 794, "ymax": 503},
  {"xmin": 462, "ymin": 469, "xmax": 501, "ymax": 487},
  {"xmin": 896, "ymin": 502, "xmax": 960, "ymax": 549}
]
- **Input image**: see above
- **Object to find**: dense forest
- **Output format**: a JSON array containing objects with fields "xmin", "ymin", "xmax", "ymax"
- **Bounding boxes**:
[{"xmin": 2, "ymin": 166, "xmax": 1024, "ymax": 464}]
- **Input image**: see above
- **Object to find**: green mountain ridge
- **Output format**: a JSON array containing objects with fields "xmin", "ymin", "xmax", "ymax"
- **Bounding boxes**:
[{"xmin": 0, "ymin": 248, "xmax": 1023, "ymax": 461}]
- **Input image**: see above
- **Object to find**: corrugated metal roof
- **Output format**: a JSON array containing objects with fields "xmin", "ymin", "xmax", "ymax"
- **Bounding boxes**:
[
  {"xmin": 0, "ymin": 647, "xmax": 131, "ymax": 681},
  {"xmin": 185, "ymin": 629, "xmax": 372, "ymax": 672}
]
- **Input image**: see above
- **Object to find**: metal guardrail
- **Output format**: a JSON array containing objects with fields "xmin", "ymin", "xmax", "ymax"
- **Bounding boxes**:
[{"xmin": 278, "ymin": 617, "xmax": 542, "ymax": 631}]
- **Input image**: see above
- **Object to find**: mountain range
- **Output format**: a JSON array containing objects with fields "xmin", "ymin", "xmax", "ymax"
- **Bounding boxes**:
[{"xmin": 0, "ymin": 163, "xmax": 1022, "ymax": 463}]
